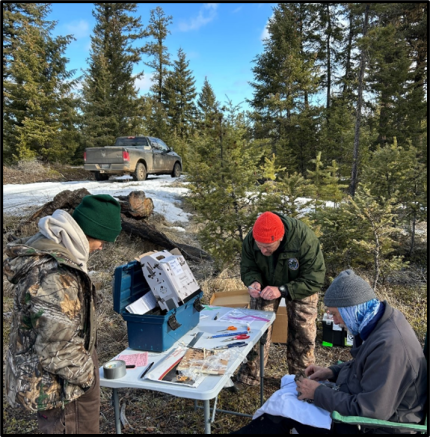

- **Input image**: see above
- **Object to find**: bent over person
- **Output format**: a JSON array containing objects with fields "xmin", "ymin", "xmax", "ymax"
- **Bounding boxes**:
[
  {"xmin": 238, "ymin": 211, "xmax": 325, "ymax": 385},
  {"xmin": 4, "ymin": 194, "xmax": 122, "ymax": 434}
]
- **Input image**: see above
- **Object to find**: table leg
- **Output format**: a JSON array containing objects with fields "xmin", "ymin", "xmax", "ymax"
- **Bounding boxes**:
[
  {"xmin": 260, "ymin": 338, "xmax": 264, "ymax": 406},
  {"xmin": 112, "ymin": 388, "xmax": 121, "ymax": 434},
  {"xmin": 204, "ymin": 399, "xmax": 211, "ymax": 434}
]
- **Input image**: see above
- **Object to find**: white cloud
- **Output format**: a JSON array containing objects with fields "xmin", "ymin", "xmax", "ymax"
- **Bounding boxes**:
[
  {"xmin": 65, "ymin": 20, "xmax": 90, "ymax": 39},
  {"xmin": 261, "ymin": 14, "xmax": 273, "ymax": 41},
  {"xmin": 178, "ymin": 3, "xmax": 219, "ymax": 32},
  {"xmin": 232, "ymin": 6, "xmax": 242, "ymax": 14},
  {"xmin": 135, "ymin": 73, "xmax": 155, "ymax": 93}
]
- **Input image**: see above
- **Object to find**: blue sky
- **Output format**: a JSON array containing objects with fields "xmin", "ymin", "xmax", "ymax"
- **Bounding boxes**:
[{"xmin": 48, "ymin": 3, "xmax": 277, "ymax": 112}]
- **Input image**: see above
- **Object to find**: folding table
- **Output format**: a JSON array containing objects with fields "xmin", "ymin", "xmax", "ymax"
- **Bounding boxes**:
[{"xmin": 99, "ymin": 306, "xmax": 276, "ymax": 434}]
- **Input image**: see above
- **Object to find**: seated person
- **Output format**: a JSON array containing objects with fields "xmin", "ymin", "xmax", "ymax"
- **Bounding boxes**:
[{"xmin": 232, "ymin": 269, "xmax": 427, "ymax": 434}]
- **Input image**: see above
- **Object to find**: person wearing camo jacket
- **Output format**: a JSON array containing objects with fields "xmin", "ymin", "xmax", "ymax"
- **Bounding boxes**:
[
  {"xmin": 4, "ymin": 194, "xmax": 122, "ymax": 434},
  {"xmin": 238, "ymin": 211, "xmax": 326, "ymax": 386}
]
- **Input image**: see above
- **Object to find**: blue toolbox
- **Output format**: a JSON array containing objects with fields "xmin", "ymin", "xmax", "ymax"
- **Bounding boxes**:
[{"xmin": 113, "ymin": 260, "xmax": 204, "ymax": 352}]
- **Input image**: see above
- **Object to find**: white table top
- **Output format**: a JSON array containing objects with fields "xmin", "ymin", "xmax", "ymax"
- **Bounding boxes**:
[{"xmin": 99, "ymin": 306, "xmax": 276, "ymax": 400}]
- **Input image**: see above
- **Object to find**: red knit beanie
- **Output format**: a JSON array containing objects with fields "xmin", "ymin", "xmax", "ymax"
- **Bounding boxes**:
[{"xmin": 252, "ymin": 212, "xmax": 285, "ymax": 243}]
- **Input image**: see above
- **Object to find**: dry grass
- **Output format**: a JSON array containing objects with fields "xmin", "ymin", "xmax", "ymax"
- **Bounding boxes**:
[
  {"xmin": 2, "ymin": 207, "xmax": 427, "ymax": 434},
  {"xmin": 3, "ymin": 161, "xmax": 92, "ymax": 185}
]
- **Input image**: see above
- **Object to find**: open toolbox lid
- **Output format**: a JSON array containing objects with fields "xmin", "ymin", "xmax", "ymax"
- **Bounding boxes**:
[
  {"xmin": 113, "ymin": 260, "xmax": 204, "ymax": 316},
  {"xmin": 139, "ymin": 250, "xmax": 200, "ymax": 312},
  {"xmin": 113, "ymin": 260, "xmax": 152, "ymax": 315}
]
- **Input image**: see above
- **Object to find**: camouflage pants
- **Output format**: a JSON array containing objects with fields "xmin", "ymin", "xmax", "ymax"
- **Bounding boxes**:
[{"xmin": 237, "ymin": 293, "xmax": 318, "ymax": 385}]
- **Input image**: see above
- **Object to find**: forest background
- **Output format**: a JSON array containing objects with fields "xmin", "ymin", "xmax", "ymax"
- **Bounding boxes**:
[{"xmin": 2, "ymin": 2, "xmax": 428, "ymax": 433}]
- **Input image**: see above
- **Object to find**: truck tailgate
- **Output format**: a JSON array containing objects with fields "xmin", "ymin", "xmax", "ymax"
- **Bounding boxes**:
[{"xmin": 85, "ymin": 147, "xmax": 125, "ymax": 164}]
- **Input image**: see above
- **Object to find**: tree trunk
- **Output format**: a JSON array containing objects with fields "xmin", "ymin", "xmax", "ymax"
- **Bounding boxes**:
[
  {"xmin": 349, "ymin": 4, "xmax": 369, "ymax": 197},
  {"xmin": 121, "ymin": 215, "xmax": 212, "ymax": 262}
]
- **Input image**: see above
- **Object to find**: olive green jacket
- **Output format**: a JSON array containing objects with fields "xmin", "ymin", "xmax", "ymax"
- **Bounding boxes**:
[
  {"xmin": 240, "ymin": 213, "xmax": 326, "ymax": 300},
  {"xmin": 4, "ymin": 233, "xmax": 97, "ymax": 412}
]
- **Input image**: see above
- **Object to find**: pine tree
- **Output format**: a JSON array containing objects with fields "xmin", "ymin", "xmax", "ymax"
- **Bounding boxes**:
[
  {"xmin": 163, "ymin": 48, "xmax": 197, "ymax": 138},
  {"xmin": 257, "ymin": 154, "xmax": 313, "ymax": 220},
  {"xmin": 361, "ymin": 139, "xmax": 427, "ymax": 256},
  {"xmin": 196, "ymin": 76, "xmax": 219, "ymax": 131},
  {"xmin": 346, "ymin": 185, "xmax": 407, "ymax": 290},
  {"xmin": 81, "ymin": 3, "xmax": 145, "ymax": 149},
  {"xmin": 248, "ymin": 3, "xmax": 321, "ymax": 173},
  {"xmin": 3, "ymin": 3, "xmax": 80, "ymax": 163},
  {"xmin": 142, "ymin": 6, "xmax": 173, "ymax": 104},
  {"xmin": 186, "ymin": 105, "xmax": 263, "ymax": 268},
  {"xmin": 364, "ymin": 3, "xmax": 427, "ymax": 150}
]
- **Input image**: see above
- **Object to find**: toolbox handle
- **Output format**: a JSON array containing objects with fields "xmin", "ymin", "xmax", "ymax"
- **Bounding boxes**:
[
  {"xmin": 167, "ymin": 314, "xmax": 182, "ymax": 331},
  {"xmin": 193, "ymin": 297, "xmax": 204, "ymax": 312}
]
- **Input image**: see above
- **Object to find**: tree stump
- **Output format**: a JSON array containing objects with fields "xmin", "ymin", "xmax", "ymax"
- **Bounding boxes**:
[{"xmin": 117, "ymin": 191, "xmax": 154, "ymax": 219}]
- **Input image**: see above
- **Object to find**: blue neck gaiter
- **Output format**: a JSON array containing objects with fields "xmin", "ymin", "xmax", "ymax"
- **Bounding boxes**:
[{"xmin": 338, "ymin": 299, "xmax": 381, "ymax": 336}]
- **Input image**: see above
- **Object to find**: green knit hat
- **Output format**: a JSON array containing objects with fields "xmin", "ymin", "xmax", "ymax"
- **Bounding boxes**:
[{"xmin": 73, "ymin": 194, "xmax": 122, "ymax": 242}]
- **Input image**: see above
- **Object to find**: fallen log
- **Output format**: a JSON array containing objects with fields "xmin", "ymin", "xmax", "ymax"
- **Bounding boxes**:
[
  {"xmin": 15, "ymin": 188, "xmax": 91, "ymax": 236},
  {"xmin": 11, "ymin": 189, "xmax": 211, "ymax": 264},
  {"xmin": 121, "ymin": 216, "xmax": 212, "ymax": 263}
]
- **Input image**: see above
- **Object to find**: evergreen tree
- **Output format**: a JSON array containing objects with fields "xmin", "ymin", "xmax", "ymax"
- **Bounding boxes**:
[
  {"xmin": 311, "ymin": 3, "xmax": 344, "ymax": 112},
  {"xmin": 3, "ymin": 3, "xmax": 80, "ymax": 163},
  {"xmin": 248, "ymin": 3, "xmax": 321, "ymax": 173},
  {"xmin": 186, "ymin": 104, "xmax": 263, "ymax": 268},
  {"xmin": 361, "ymin": 139, "xmax": 427, "ymax": 256},
  {"xmin": 346, "ymin": 185, "xmax": 407, "ymax": 290},
  {"xmin": 81, "ymin": 3, "xmax": 145, "ymax": 149},
  {"xmin": 142, "ymin": 6, "xmax": 173, "ymax": 104},
  {"xmin": 365, "ymin": 3, "xmax": 427, "ymax": 150},
  {"xmin": 257, "ymin": 154, "xmax": 313, "ymax": 221},
  {"xmin": 196, "ymin": 76, "xmax": 219, "ymax": 131},
  {"xmin": 163, "ymin": 48, "xmax": 197, "ymax": 138}
]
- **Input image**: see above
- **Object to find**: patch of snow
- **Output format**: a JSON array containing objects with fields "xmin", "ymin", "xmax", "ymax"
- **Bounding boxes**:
[
  {"xmin": 168, "ymin": 226, "xmax": 186, "ymax": 232},
  {"xmin": 3, "ymin": 175, "xmax": 192, "ymax": 224}
]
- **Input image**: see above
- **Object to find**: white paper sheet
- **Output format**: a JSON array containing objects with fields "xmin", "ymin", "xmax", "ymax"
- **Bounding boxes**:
[
  {"xmin": 125, "ymin": 291, "xmax": 157, "ymax": 315},
  {"xmin": 252, "ymin": 374, "xmax": 332, "ymax": 429}
]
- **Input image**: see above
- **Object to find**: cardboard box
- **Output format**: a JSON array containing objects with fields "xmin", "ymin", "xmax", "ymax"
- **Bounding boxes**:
[
  {"xmin": 209, "ymin": 289, "xmax": 288, "ymax": 344},
  {"xmin": 139, "ymin": 250, "xmax": 200, "ymax": 312},
  {"xmin": 113, "ymin": 260, "xmax": 203, "ymax": 352},
  {"xmin": 271, "ymin": 299, "xmax": 288, "ymax": 344}
]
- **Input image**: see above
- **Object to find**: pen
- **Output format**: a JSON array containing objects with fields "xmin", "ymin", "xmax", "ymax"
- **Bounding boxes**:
[
  {"xmin": 213, "ymin": 312, "xmax": 220, "ymax": 320},
  {"xmin": 140, "ymin": 362, "xmax": 154, "ymax": 379}
]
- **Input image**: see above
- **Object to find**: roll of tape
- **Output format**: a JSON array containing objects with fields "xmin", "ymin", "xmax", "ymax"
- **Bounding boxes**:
[{"xmin": 103, "ymin": 360, "xmax": 126, "ymax": 379}]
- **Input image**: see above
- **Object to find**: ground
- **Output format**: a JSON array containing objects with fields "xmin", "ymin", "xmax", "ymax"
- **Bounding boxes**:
[{"xmin": 2, "ymin": 163, "xmax": 427, "ymax": 434}]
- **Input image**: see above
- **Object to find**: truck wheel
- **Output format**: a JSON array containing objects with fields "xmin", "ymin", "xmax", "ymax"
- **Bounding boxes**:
[
  {"xmin": 171, "ymin": 162, "xmax": 181, "ymax": 178},
  {"xmin": 95, "ymin": 172, "xmax": 109, "ymax": 181},
  {"xmin": 133, "ymin": 163, "xmax": 147, "ymax": 181}
]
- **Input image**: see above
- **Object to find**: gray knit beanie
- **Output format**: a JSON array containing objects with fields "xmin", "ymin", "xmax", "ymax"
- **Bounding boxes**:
[{"xmin": 324, "ymin": 269, "xmax": 377, "ymax": 307}]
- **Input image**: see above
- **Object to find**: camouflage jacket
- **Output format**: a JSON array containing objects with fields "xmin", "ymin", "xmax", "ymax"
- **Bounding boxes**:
[{"xmin": 4, "ymin": 233, "xmax": 97, "ymax": 412}]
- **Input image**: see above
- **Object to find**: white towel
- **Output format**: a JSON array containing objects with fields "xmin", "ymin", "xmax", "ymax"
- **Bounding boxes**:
[{"xmin": 252, "ymin": 374, "xmax": 332, "ymax": 429}]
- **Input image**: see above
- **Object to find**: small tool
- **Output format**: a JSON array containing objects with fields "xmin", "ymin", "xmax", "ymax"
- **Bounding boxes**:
[
  {"xmin": 213, "ymin": 312, "xmax": 220, "ymax": 320},
  {"xmin": 214, "ymin": 341, "xmax": 247, "ymax": 350},
  {"xmin": 216, "ymin": 326, "xmax": 237, "ymax": 332},
  {"xmin": 207, "ymin": 331, "xmax": 248, "ymax": 339},
  {"xmin": 187, "ymin": 332, "xmax": 204, "ymax": 348},
  {"xmin": 221, "ymin": 334, "xmax": 250, "ymax": 342},
  {"xmin": 140, "ymin": 362, "xmax": 154, "ymax": 379}
]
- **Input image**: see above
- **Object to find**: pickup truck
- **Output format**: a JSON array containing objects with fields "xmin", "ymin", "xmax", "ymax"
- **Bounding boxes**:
[{"xmin": 84, "ymin": 136, "xmax": 182, "ymax": 181}]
